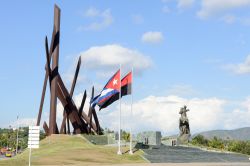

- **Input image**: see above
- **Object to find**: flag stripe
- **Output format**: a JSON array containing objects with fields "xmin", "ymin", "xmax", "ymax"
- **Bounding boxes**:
[
  {"xmin": 99, "ymin": 93, "xmax": 119, "ymax": 109},
  {"xmin": 98, "ymin": 89, "xmax": 119, "ymax": 104},
  {"xmin": 121, "ymin": 83, "xmax": 131, "ymax": 96},
  {"xmin": 121, "ymin": 72, "xmax": 132, "ymax": 86}
]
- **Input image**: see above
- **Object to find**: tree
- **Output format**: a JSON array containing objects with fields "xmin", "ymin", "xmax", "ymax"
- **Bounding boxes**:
[
  {"xmin": 208, "ymin": 137, "xmax": 224, "ymax": 149},
  {"xmin": 228, "ymin": 141, "xmax": 250, "ymax": 155},
  {"xmin": 122, "ymin": 130, "xmax": 130, "ymax": 142},
  {"xmin": 191, "ymin": 135, "xmax": 209, "ymax": 146},
  {"xmin": 0, "ymin": 127, "xmax": 46, "ymax": 151}
]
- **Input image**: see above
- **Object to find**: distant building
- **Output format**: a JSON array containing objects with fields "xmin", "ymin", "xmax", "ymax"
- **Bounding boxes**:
[
  {"xmin": 162, "ymin": 136, "xmax": 179, "ymax": 146},
  {"xmin": 137, "ymin": 131, "xmax": 162, "ymax": 146}
]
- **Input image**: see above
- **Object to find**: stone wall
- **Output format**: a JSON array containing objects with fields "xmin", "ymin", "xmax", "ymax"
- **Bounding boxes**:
[
  {"xmin": 83, "ymin": 134, "xmax": 115, "ymax": 145},
  {"xmin": 136, "ymin": 131, "xmax": 162, "ymax": 146}
]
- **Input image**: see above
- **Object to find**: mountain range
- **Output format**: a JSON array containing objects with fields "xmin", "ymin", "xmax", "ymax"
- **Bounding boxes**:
[{"xmin": 193, "ymin": 127, "xmax": 250, "ymax": 141}]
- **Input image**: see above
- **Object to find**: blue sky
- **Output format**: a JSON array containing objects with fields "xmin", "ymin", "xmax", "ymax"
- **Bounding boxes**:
[{"xmin": 1, "ymin": 0, "xmax": 250, "ymax": 135}]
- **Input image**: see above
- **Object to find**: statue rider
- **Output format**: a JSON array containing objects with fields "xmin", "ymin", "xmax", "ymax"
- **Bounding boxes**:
[{"xmin": 179, "ymin": 105, "xmax": 190, "ymax": 136}]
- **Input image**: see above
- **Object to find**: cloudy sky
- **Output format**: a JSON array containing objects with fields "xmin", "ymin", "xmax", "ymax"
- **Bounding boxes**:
[{"xmin": 1, "ymin": 0, "xmax": 250, "ymax": 136}]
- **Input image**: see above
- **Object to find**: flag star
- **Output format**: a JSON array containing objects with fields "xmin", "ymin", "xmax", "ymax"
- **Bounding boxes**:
[{"xmin": 113, "ymin": 79, "xmax": 118, "ymax": 86}]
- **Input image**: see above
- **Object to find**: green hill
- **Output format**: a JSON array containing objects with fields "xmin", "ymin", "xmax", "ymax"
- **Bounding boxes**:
[
  {"xmin": 193, "ymin": 127, "xmax": 250, "ymax": 141},
  {"xmin": 0, "ymin": 135, "xmax": 146, "ymax": 166}
]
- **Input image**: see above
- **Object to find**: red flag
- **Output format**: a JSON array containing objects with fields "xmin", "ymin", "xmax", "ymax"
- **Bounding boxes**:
[
  {"xmin": 121, "ymin": 71, "xmax": 132, "ymax": 96},
  {"xmin": 104, "ymin": 69, "xmax": 121, "ymax": 91}
]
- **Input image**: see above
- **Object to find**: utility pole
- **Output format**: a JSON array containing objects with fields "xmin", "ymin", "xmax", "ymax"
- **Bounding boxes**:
[
  {"xmin": 16, "ymin": 115, "xmax": 19, "ymax": 155},
  {"xmin": 8, "ymin": 125, "xmax": 11, "ymax": 149}
]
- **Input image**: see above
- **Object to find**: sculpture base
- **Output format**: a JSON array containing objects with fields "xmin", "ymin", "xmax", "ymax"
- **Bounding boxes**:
[{"xmin": 178, "ymin": 134, "xmax": 191, "ymax": 144}]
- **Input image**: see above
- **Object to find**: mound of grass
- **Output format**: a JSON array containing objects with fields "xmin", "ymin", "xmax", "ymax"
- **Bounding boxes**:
[{"xmin": 0, "ymin": 135, "xmax": 146, "ymax": 165}]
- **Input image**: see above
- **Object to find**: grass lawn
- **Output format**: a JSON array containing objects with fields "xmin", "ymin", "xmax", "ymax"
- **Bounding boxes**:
[{"xmin": 0, "ymin": 135, "xmax": 146, "ymax": 166}]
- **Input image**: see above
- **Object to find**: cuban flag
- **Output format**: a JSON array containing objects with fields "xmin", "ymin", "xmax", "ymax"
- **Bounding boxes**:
[{"xmin": 91, "ymin": 69, "xmax": 121, "ymax": 110}]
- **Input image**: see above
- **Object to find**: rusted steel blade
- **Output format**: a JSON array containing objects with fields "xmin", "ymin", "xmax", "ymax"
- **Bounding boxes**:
[
  {"xmin": 60, "ymin": 56, "xmax": 82, "ymax": 134},
  {"xmin": 36, "ymin": 33, "xmax": 56, "ymax": 126},
  {"xmin": 45, "ymin": 36, "xmax": 52, "ymax": 86},
  {"xmin": 78, "ymin": 90, "xmax": 87, "ymax": 116},
  {"xmin": 49, "ymin": 5, "xmax": 61, "ymax": 135},
  {"xmin": 64, "ymin": 124, "xmax": 66, "ymax": 134},
  {"xmin": 87, "ymin": 87, "xmax": 102, "ymax": 134},
  {"xmin": 87, "ymin": 107, "xmax": 93, "ymax": 133},
  {"xmin": 70, "ymin": 56, "xmax": 81, "ymax": 96},
  {"xmin": 87, "ymin": 86, "xmax": 94, "ymax": 132},
  {"xmin": 66, "ymin": 114, "xmax": 70, "ymax": 134},
  {"xmin": 57, "ymin": 75, "xmax": 89, "ymax": 133},
  {"xmin": 57, "ymin": 75, "xmax": 97, "ymax": 132},
  {"xmin": 36, "ymin": 28, "xmax": 56, "ymax": 126},
  {"xmin": 57, "ymin": 83, "xmax": 83, "ymax": 133},
  {"xmin": 60, "ymin": 113, "xmax": 67, "ymax": 134},
  {"xmin": 55, "ymin": 122, "xmax": 59, "ymax": 134},
  {"xmin": 67, "ymin": 56, "xmax": 81, "ymax": 134},
  {"xmin": 43, "ymin": 121, "xmax": 49, "ymax": 136},
  {"xmin": 81, "ymin": 111, "xmax": 97, "ymax": 131},
  {"xmin": 60, "ymin": 116, "xmax": 66, "ymax": 134},
  {"xmin": 88, "ymin": 86, "xmax": 94, "ymax": 117},
  {"xmin": 92, "ymin": 107, "xmax": 102, "ymax": 134},
  {"xmin": 36, "ymin": 74, "xmax": 48, "ymax": 126}
]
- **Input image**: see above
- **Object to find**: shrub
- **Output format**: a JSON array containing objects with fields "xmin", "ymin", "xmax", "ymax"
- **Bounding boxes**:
[
  {"xmin": 191, "ymin": 135, "xmax": 209, "ymax": 146},
  {"xmin": 208, "ymin": 137, "xmax": 224, "ymax": 149},
  {"xmin": 228, "ymin": 141, "xmax": 250, "ymax": 155}
]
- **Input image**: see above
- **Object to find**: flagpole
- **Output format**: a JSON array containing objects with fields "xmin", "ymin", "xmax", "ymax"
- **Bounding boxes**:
[
  {"xmin": 129, "ymin": 67, "xmax": 133, "ymax": 155},
  {"xmin": 117, "ymin": 64, "xmax": 122, "ymax": 155}
]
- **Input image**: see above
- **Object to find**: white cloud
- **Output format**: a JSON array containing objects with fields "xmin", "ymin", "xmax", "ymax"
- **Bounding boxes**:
[
  {"xmin": 223, "ymin": 55, "xmax": 250, "ymax": 74},
  {"xmin": 197, "ymin": 0, "xmax": 250, "ymax": 19},
  {"xmin": 8, "ymin": 95, "xmax": 250, "ymax": 135},
  {"xmin": 11, "ymin": 118, "xmax": 36, "ymax": 128},
  {"xmin": 25, "ymin": 94, "xmax": 250, "ymax": 136},
  {"xmin": 223, "ymin": 97, "xmax": 250, "ymax": 129},
  {"xmin": 141, "ymin": 31, "xmax": 164, "ymax": 44},
  {"xmin": 78, "ymin": 8, "xmax": 113, "ymax": 31},
  {"xmin": 80, "ymin": 44, "xmax": 152, "ymax": 77},
  {"xmin": 100, "ymin": 95, "xmax": 227, "ymax": 135},
  {"xmin": 177, "ymin": 0, "xmax": 195, "ymax": 9}
]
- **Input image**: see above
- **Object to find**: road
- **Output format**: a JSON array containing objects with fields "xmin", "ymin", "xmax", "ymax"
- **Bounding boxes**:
[{"xmin": 0, "ymin": 155, "xmax": 6, "ymax": 160}]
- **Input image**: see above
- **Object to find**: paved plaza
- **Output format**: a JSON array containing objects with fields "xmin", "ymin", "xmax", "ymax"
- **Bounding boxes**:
[{"xmin": 142, "ymin": 145, "xmax": 250, "ymax": 163}]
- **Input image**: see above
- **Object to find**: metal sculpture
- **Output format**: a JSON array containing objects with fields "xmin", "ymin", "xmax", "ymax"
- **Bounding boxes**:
[{"xmin": 36, "ymin": 5, "xmax": 102, "ymax": 136}]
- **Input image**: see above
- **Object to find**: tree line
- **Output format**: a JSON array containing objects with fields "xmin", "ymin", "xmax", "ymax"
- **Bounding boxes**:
[
  {"xmin": 0, "ymin": 127, "xmax": 46, "ymax": 152},
  {"xmin": 191, "ymin": 134, "xmax": 250, "ymax": 155}
]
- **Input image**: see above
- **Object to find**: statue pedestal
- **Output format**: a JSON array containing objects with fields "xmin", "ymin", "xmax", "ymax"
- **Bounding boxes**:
[{"xmin": 178, "ymin": 134, "xmax": 190, "ymax": 144}]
